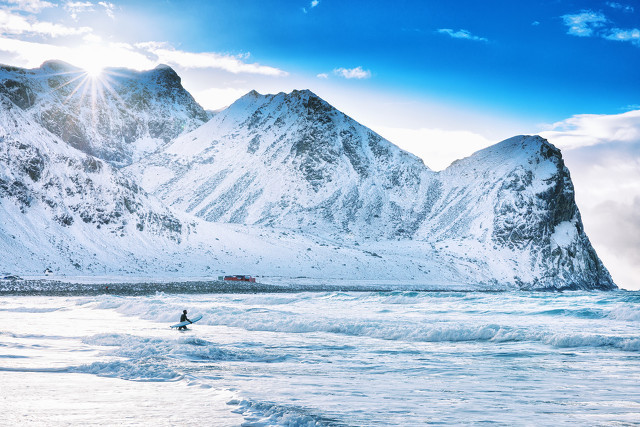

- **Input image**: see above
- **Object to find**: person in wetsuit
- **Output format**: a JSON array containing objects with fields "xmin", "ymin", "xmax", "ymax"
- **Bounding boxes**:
[{"xmin": 178, "ymin": 309, "xmax": 192, "ymax": 330}]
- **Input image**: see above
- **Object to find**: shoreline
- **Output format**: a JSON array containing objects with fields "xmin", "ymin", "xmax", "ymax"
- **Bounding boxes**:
[{"xmin": 0, "ymin": 278, "xmax": 620, "ymax": 296}]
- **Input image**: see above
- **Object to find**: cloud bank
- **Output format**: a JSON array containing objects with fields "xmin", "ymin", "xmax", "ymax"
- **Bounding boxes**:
[
  {"xmin": 541, "ymin": 108, "xmax": 640, "ymax": 290},
  {"xmin": 0, "ymin": 2, "xmax": 288, "ymax": 76},
  {"xmin": 0, "ymin": 9, "xmax": 91, "ymax": 37},
  {"xmin": 540, "ymin": 109, "xmax": 640, "ymax": 149}
]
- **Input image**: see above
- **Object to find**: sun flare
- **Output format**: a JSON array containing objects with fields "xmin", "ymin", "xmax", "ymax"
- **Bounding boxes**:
[{"xmin": 84, "ymin": 63, "xmax": 104, "ymax": 78}]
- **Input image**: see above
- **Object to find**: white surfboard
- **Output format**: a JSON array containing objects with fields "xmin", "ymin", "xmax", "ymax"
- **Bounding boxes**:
[{"xmin": 170, "ymin": 314, "xmax": 203, "ymax": 328}]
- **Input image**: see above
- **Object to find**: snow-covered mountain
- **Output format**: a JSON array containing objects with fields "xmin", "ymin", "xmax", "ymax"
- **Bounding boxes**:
[
  {"xmin": 0, "ymin": 62, "xmax": 614, "ymax": 290},
  {"xmin": 0, "ymin": 92, "xmax": 187, "ymax": 273},
  {"xmin": 128, "ymin": 89, "xmax": 434, "ymax": 239},
  {"xmin": 0, "ymin": 61, "xmax": 208, "ymax": 167},
  {"xmin": 129, "ymin": 89, "xmax": 614, "ymax": 290}
]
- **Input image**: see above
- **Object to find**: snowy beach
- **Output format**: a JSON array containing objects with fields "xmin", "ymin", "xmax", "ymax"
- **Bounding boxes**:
[{"xmin": 2, "ymin": 290, "xmax": 639, "ymax": 425}]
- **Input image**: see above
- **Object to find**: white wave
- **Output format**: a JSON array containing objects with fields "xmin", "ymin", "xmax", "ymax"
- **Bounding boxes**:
[
  {"xmin": 0, "ymin": 307, "xmax": 61, "ymax": 313},
  {"xmin": 381, "ymin": 292, "xmax": 422, "ymax": 304},
  {"xmin": 229, "ymin": 398, "xmax": 339, "ymax": 427},
  {"xmin": 87, "ymin": 293, "xmax": 640, "ymax": 353},
  {"xmin": 607, "ymin": 305, "xmax": 640, "ymax": 322},
  {"xmin": 72, "ymin": 360, "xmax": 182, "ymax": 382},
  {"xmin": 543, "ymin": 333, "xmax": 640, "ymax": 352},
  {"xmin": 83, "ymin": 333, "xmax": 288, "ymax": 364}
]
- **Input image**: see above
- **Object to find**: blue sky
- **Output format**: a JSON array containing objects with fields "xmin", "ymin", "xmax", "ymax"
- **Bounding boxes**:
[
  {"xmin": 144, "ymin": 0, "xmax": 636, "ymax": 120},
  {"xmin": 0, "ymin": 0, "xmax": 639, "ymax": 289},
  {"xmin": 137, "ymin": 0, "xmax": 638, "ymax": 122},
  {"xmin": 1, "ymin": 0, "xmax": 638, "ymax": 123}
]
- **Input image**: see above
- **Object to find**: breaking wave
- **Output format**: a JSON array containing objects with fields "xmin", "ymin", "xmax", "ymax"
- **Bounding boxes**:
[
  {"xmin": 92, "ymin": 293, "xmax": 640, "ymax": 352},
  {"xmin": 229, "ymin": 398, "xmax": 345, "ymax": 427},
  {"xmin": 71, "ymin": 360, "xmax": 182, "ymax": 382}
]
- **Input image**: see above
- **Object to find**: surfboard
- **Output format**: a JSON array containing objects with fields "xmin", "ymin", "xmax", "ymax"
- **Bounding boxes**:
[{"xmin": 170, "ymin": 314, "xmax": 203, "ymax": 328}]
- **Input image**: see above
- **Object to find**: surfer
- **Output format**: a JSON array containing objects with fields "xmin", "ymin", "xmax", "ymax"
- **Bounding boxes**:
[{"xmin": 178, "ymin": 310, "xmax": 192, "ymax": 330}]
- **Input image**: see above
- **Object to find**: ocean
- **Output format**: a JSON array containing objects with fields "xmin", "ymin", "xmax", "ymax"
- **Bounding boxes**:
[{"xmin": 1, "ymin": 290, "xmax": 639, "ymax": 425}]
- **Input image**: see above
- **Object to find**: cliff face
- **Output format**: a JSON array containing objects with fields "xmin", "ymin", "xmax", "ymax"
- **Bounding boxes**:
[
  {"xmin": 434, "ymin": 136, "xmax": 614, "ymax": 289},
  {"xmin": 0, "ymin": 61, "xmax": 208, "ymax": 167}
]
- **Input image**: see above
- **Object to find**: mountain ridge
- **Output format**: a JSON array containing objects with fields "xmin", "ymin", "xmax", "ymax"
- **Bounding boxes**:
[
  {"xmin": 0, "ymin": 63, "xmax": 615, "ymax": 290},
  {"xmin": 129, "ymin": 88, "xmax": 614, "ymax": 289}
]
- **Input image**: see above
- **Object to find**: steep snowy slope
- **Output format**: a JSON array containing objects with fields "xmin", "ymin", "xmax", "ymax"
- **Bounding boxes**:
[
  {"xmin": 0, "ymin": 93, "xmax": 186, "ymax": 273},
  {"xmin": 0, "ymin": 61, "xmax": 208, "ymax": 167},
  {"xmin": 129, "ymin": 90, "xmax": 614, "ymax": 290},
  {"xmin": 128, "ymin": 89, "xmax": 435, "ymax": 239}
]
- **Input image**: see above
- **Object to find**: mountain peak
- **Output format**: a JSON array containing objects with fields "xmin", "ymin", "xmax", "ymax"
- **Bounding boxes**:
[
  {"xmin": 243, "ymin": 89, "xmax": 262, "ymax": 99},
  {"xmin": 0, "ymin": 60, "xmax": 208, "ymax": 167},
  {"xmin": 38, "ymin": 60, "xmax": 80, "ymax": 73},
  {"xmin": 238, "ymin": 89, "xmax": 321, "ymax": 104},
  {"xmin": 289, "ymin": 88, "xmax": 317, "ymax": 98},
  {"xmin": 497, "ymin": 134, "xmax": 555, "ymax": 151},
  {"xmin": 153, "ymin": 63, "xmax": 174, "ymax": 71}
]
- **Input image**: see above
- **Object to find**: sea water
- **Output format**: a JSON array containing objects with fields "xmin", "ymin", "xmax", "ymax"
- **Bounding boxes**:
[{"xmin": 1, "ymin": 291, "xmax": 639, "ymax": 425}]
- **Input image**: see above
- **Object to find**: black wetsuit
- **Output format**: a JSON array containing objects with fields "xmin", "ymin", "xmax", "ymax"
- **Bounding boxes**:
[{"xmin": 179, "ymin": 313, "xmax": 191, "ymax": 330}]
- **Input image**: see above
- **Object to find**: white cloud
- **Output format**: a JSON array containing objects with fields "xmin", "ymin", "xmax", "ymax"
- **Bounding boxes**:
[
  {"xmin": 3, "ymin": 0, "xmax": 55, "ymax": 13},
  {"xmin": 64, "ymin": 1, "xmax": 94, "ymax": 20},
  {"xmin": 561, "ymin": 9, "xmax": 640, "ymax": 47},
  {"xmin": 603, "ymin": 27, "xmax": 640, "ymax": 45},
  {"xmin": 0, "ymin": 36, "xmax": 155, "ymax": 69},
  {"xmin": 0, "ymin": 33, "xmax": 288, "ymax": 77},
  {"xmin": 316, "ymin": 72, "xmax": 328, "ymax": 79},
  {"xmin": 98, "ymin": 1, "xmax": 115, "ymax": 19},
  {"xmin": 82, "ymin": 32, "xmax": 101, "ymax": 43},
  {"xmin": 136, "ymin": 42, "xmax": 288, "ymax": 76},
  {"xmin": 539, "ymin": 109, "xmax": 640, "ymax": 150},
  {"xmin": 606, "ymin": 2, "xmax": 634, "ymax": 13},
  {"xmin": 374, "ymin": 126, "xmax": 493, "ymax": 171},
  {"xmin": 333, "ymin": 66, "xmax": 371, "ymax": 79},
  {"xmin": 303, "ymin": 0, "xmax": 319, "ymax": 13},
  {"xmin": 586, "ymin": 197, "xmax": 640, "ymax": 289},
  {"xmin": 61, "ymin": 1, "xmax": 114, "ymax": 19},
  {"xmin": 0, "ymin": 9, "xmax": 91, "ymax": 37},
  {"xmin": 531, "ymin": 21, "xmax": 540, "ymax": 26},
  {"xmin": 540, "ymin": 108, "xmax": 640, "ymax": 290},
  {"xmin": 561, "ymin": 10, "xmax": 607, "ymax": 37},
  {"xmin": 437, "ymin": 28, "xmax": 488, "ymax": 42}
]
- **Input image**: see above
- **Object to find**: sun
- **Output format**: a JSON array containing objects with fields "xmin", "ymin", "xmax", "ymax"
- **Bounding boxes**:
[
  {"xmin": 83, "ymin": 63, "xmax": 105, "ymax": 78},
  {"xmin": 71, "ymin": 47, "xmax": 108, "ymax": 77}
]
